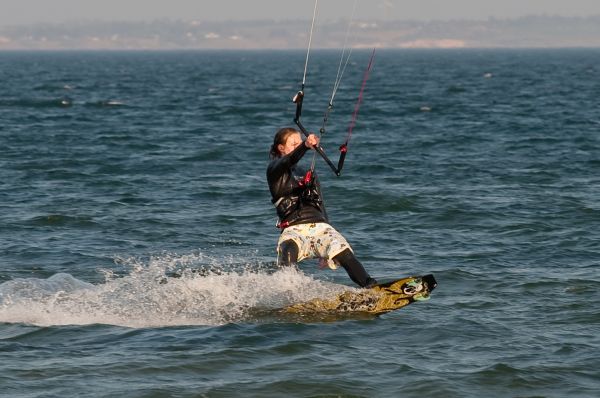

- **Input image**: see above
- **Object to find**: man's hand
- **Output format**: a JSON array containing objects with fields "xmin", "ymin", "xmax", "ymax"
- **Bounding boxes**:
[{"xmin": 305, "ymin": 133, "xmax": 320, "ymax": 149}]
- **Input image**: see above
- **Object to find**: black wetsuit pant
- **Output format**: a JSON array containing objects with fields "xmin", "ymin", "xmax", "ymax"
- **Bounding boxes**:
[{"xmin": 279, "ymin": 239, "xmax": 376, "ymax": 288}]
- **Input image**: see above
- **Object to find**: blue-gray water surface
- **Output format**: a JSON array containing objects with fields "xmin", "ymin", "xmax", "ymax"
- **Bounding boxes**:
[{"xmin": 1, "ymin": 49, "xmax": 599, "ymax": 397}]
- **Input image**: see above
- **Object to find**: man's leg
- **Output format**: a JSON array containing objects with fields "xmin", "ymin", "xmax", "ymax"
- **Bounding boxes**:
[
  {"xmin": 333, "ymin": 249, "xmax": 377, "ymax": 288},
  {"xmin": 278, "ymin": 239, "xmax": 299, "ymax": 267}
]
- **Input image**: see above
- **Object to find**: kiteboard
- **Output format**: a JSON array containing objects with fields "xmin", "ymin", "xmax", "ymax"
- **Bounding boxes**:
[{"xmin": 283, "ymin": 274, "xmax": 437, "ymax": 315}]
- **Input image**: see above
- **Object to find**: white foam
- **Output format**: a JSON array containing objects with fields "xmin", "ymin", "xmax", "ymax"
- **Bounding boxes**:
[{"xmin": 0, "ymin": 253, "xmax": 348, "ymax": 328}]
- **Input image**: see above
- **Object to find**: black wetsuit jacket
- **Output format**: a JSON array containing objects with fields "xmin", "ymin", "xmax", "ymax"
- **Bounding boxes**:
[{"xmin": 267, "ymin": 143, "xmax": 328, "ymax": 227}]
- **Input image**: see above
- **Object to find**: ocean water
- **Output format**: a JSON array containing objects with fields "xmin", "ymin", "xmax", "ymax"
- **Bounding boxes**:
[{"xmin": 1, "ymin": 49, "xmax": 599, "ymax": 397}]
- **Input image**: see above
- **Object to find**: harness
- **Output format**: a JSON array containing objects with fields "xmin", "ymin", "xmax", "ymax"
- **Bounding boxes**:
[{"xmin": 273, "ymin": 169, "xmax": 321, "ymax": 229}]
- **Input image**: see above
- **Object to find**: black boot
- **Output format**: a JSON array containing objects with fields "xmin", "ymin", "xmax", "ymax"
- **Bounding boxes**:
[
  {"xmin": 364, "ymin": 277, "xmax": 378, "ymax": 288},
  {"xmin": 333, "ymin": 249, "xmax": 376, "ymax": 288}
]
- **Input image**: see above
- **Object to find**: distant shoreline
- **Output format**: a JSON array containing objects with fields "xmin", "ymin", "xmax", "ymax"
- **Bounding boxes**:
[
  {"xmin": 1, "ymin": 47, "xmax": 600, "ymax": 53},
  {"xmin": 1, "ymin": 16, "xmax": 600, "ymax": 50}
]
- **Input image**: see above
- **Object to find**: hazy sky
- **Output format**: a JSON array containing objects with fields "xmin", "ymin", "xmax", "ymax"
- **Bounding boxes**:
[{"xmin": 3, "ymin": 0, "xmax": 600, "ymax": 25}]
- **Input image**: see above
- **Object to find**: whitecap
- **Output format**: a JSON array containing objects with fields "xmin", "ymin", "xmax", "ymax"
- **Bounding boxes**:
[{"xmin": 0, "ymin": 253, "xmax": 347, "ymax": 328}]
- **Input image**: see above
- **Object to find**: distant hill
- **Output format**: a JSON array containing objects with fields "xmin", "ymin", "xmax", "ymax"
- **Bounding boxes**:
[{"xmin": 1, "ymin": 16, "xmax": 600, "ymax": 50}]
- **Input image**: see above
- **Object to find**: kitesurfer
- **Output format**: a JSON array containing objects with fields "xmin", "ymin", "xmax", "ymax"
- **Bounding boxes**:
[{"xmin": 267, "ymin": 127, "xmax": 377, "ymax": 288}]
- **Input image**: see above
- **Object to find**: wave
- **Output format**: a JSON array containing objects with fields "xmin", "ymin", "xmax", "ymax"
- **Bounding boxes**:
[
  {"xmin": 0, "ymin": 253, "xmax": 349, "ymax": 328},
  {"xmin": 25, "ymin": 214, "xmax": 98, "ymax": 227},
  {"xmin": 0, "ymin": 97, "xmax": 73, "ymax": 108},
  {"xmin": 0, "ymin": 98, "xmax": 126, "ymax": 108},
  {"xmin": 83, "ymin": 100, "xmax": 127, "ymax": 108}
]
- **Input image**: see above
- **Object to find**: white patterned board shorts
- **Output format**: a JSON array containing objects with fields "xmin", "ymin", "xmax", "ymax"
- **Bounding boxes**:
[{"xmin": 277, "ymin": 222, "xmax": 352, "ymax": 270}]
